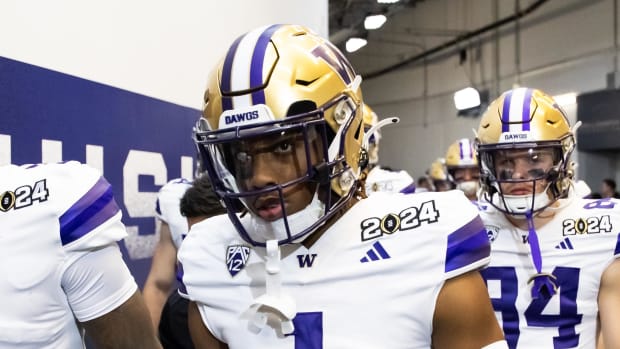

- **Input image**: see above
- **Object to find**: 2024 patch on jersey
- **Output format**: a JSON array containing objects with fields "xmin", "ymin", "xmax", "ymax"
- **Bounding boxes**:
[
  {"xmin": 478, "ymin": 197, "xmax": 620, "ymax": 349},
  {"xmin": 0, "ymin": 161, "xmax": 126, "ymax": 348},
  {"xmin": 179, "ymin": 190, "xmax": 490, "ymax": 349}
]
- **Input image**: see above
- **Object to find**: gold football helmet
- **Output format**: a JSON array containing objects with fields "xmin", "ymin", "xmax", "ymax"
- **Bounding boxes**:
[
  {"xmin": 428, "ymin": 158, "xmax": 448, "ymax": 181},
  {"xmin": 194, "ymin": 24, "xmax": 365, "ymax": 246},
  {"xmin": 475, "ymin": 87, "xmax": 575, "ymax": 215},
  {"xmin": 427, "ymin": 158, "xmax": 452, "ymax": 192},
  {"xmin": 445, "ymin": 138, "xmax": 479, "ymax": 198},
  {"xmin": 362, "ymin": 104, "xmax": 380, "ymax": 166}
]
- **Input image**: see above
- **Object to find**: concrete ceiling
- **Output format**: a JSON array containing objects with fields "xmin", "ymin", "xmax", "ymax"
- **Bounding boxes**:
[
  {"xmin": 329, "ymin": 0, "xmax": 551, "ymax": 81},
  {"xmin": 329, "ymin": 0, "xmax": 435, "ymax": 78}
]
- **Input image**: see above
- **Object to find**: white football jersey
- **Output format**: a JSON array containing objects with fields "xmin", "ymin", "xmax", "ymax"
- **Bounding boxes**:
[
  {"xmin": 477, "ymin": 195, "xmax": 620, "ymax": 349},
  {"xmin": 365, "ymin": 166, "xmax": 416, "ymax": 195},
  {"xmin": 179, "ymin": 190, "xmax": 490, "ymax": 348},
  {"xmin": 0, "ymin": 161, "xmax": 133, "ymax": 348},
  {"xmin": 156, "ymin": 178, "xmax": 192, "ymax": 249}
]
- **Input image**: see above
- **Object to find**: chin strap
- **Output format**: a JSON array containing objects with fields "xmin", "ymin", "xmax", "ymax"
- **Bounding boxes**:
[
  {"xmin": 525, "ymin": 211, "xmax": 558, "ymax": 299},
  {"xmin": 248, "ymin": 240, "xmax": 296, "ymax": 335}
]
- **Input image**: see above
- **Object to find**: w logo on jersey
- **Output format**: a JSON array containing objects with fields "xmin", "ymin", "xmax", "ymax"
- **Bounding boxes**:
[
  {"xmin": 297, "ymin": 254, "xmax": 317, "ymax": 268},
  {"xmin": 226, "ymin": 245, "xmax": 250, "ymax": 277}
]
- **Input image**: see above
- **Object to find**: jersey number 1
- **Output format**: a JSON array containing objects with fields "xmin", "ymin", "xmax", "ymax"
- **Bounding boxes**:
[{"xmin": 293, "ymin": 312, "xmax": 323, "ymax": 349}]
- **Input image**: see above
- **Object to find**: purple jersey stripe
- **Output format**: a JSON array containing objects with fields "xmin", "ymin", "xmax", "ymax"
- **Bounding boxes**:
[
  {"xmin": 155, "ymin": 198, "xmax": 161, "ymax": 216},
  {"xmin": 501, "ymin": 90, "xmax": 513, "ymax": 133},
  {"xmin": 59, "ymin": 177, "xmax": 120, "ymax": 245},
  {"xmin": 614, "ymin": 232, "xmax": 620, "ymax": 255},
  {"xmin": 445, "ymin": 216, "xmax": 491, "ymax": 273},
  {"xmin": 399, "ymin": 182, "xmax": 417, "ymax": 194},
  {"xmin": 250, "ymin": 24, "xmax": 282, "ymax": 106},
  {"xmin": 293, "ymin": 312, "xmax": 323, "ymax": 348},
  {"xmin": 521, "ymin": 88, "xmax": 533, "ymax": 131},
  {"xmin": 176, "ymin": 262, "xmax": 187, "ymax": 295},
  {"xmin": 220, "ymin": 34, "xmax": 244, "ymax": 111}
]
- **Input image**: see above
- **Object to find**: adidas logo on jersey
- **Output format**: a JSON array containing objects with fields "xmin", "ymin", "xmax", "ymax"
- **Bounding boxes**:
[
  {"xmin": 360, "ymin": 241, "xmax": 391, "ymax": 263},
  {"xmin": 555, "ymin": 237, "xmax": 574, "ymax": 250}
]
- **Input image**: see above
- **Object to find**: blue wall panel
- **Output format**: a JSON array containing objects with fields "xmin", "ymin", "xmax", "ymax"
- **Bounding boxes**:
[{"xmin": 0, "ymin": 56, "xmax": 200, "ymax": 287}]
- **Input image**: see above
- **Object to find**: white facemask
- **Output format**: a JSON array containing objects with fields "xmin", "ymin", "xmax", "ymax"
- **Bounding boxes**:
[
  {"xmin": 244, "ymin": 194, "xmax": 325, "ymax": 244},
  {"xmin": 457, "ymin": 181, "xmax": 479, "ymax": 198},
  {"xmin": 491, "ymin": 189, "xmax": 551, "ymax": 215}
]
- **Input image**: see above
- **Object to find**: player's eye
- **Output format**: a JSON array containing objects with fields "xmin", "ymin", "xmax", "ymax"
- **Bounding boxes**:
[
  {"xmin": 498, "ymin": 169, "xmax": 513, "ymax": 180},
  {"xmin": 273, "ymin": 140, "xmax": 294, "ymax": 154},
  {"xmin": 527, "ymin": 168, "xmax": 546, "ymax": 178}
]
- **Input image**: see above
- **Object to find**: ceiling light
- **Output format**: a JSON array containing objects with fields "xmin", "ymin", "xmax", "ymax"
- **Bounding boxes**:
[
  {"xmin": 454, "ymin": 87, "xmax": 481, "ymax": 110},
  {"xmin": 346, "ymin": 37, "xmax": 367, "ymax": 53},
  {"xmin": 364, "ymin": 14, "xmax": 387, "ymax": 30},
  {"xmin": 377, "ymin": 0, "xmax": 399, "ymax": 3}
]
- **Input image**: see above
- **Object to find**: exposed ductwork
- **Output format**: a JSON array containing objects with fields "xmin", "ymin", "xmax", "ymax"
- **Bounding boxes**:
[{"xmin": 363, "ymin": 0, "xmax": 549, "ymax": 79}]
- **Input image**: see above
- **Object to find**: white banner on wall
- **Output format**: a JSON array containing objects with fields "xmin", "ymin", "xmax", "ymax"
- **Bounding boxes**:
[
  {"xmin": 1, "ymin": 0, "xmax": 328, "ymax": 287},
  {"xmin": 1, "ymin": 0, "xmax": 328, "ymax": 108}
]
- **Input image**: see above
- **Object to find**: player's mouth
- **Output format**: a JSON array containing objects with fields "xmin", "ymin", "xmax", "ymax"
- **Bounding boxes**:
[
  {"xmin": 507, "ymin": 186, "xmax": 533, "ymax": 195},
  {"xmin": 253, "ymin": 197, "xmax": 285, "ymax": 221}
]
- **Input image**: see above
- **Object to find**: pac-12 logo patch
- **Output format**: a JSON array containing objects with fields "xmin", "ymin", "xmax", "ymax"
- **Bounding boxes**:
[
  {"xmin": 485, "ymin": 225, "xmax": 500, "ymax": 242},
  {"xmin": 226, "ymin": 245, "xmax": 251, "ymax": 277}
]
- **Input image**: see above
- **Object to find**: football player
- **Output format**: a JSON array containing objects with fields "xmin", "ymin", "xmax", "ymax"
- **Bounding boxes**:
[
  {"xmin": 361, "ymin": 104, "xmax": 416, "ymax": 195},
  {"xmin": 364, "ymin": 165, "xmax": 417, "ymax": 195},
  {"xmin": 0, "ymin": 161, "xmax": 161, "ymax": 348},
  {"xmin": 143, "ymin": 178, "xmax": 192, "ymax": 344},
  {"xmin": 475, "ymin": 87, "xmax": 620, "ymax": 348},
  {"xmin": 145, "ymin": 175, "xmax": 227, "ymax": 348},
  {"xmin": 179, "ymin": 24, "xmax": 506, "ymax": 349},
  {"xmin": 428, "ymin": 157, "xmax": 453, "ymax": 192},
  {"xmin": 445, "ymin": 138, "xmax": 480, "ymax": 200}
]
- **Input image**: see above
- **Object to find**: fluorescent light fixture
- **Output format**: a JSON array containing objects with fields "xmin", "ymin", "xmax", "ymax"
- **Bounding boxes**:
[
  {"xmin": 454, "ymin": 87, "xmax": 481, "ymax": 110},
  {"xmin": 346, "ymin": 37, "xmax": 367, "ymax": 53},
  {"xmin": 553, "ymin": 92, "xmax": 577, "ymax": 106},
  {"xmin": 377, "ymin": 0, "xmax": 399, "ymax": 3},
  {"xmin": 364, "ymin": 14, "xmax": 387, "ymax": 30}
]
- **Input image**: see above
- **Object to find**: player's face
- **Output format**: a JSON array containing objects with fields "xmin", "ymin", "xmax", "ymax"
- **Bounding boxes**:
[
  {"xmin": 453, "ymin": 167, "xmax": 480, "ymax": 184},
  {"xmin": 434, "ymin": 180, "xmax": 453, "ymax": 192},
  {"xmin": 493, "ymin": 148, "xmax": 555, "ymax": 195},
  {"xmin": 229, "ymin": 129, "xmax": 323, "ymax": 221}
]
